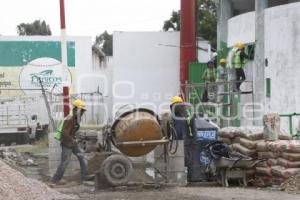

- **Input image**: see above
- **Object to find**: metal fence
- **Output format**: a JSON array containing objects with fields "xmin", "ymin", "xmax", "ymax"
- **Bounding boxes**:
[{"xmin": 49, "ymin": 92, "xmax": 108, "ymax": 126}]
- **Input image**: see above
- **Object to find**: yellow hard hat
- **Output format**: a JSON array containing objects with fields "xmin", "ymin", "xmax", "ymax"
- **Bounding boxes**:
[
  {"xmin": 73, "ymin": 99, "xmax": 86, "ymax": 110},
  {"xmin": 171, "ymin": 96, "xmax": 183, "ymax": 104},
  {"xmin": 234, "ymin": 42, "xmax": 245, "ymax": 49},
  {"xmin": 220, "ymin": 58, "xmax": 227, "ymax": 64}
]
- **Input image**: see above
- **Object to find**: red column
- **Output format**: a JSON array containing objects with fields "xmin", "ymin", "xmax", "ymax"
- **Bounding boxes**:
[
  {"xmin": 180, "ymin": 0, "xmax": 197, "ymax": 88},
  {"xmin": 63, "ymin": 86, "xmax": 70, "ymax": 117},
  {"xmin": 59, "ymin": 0, "xmax": 66, "ymax": 29}
]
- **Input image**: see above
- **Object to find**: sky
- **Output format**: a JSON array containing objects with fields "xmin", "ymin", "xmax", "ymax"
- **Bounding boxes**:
[{"xmin": 0, "ymin": 0, "xmax": 180, "ymax": 38}]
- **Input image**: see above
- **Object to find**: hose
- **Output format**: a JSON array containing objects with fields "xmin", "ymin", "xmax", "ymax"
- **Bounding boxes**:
[{"xmin": 166, "ymin": 121, "xmax": 178, "ymax": 155}]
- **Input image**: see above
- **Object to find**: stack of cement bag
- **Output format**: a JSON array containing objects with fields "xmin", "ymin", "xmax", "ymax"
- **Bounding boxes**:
[
  {"xmin": 218, "ymin": 126, "xmax": 264, "ymax": 159},
  {"xmin": 255, "ymin": 140, "xmax": 300, "ymax": 187},
  {"xmin": 218, "ymin": 127, "xmax": 265, "ymax": 183}
]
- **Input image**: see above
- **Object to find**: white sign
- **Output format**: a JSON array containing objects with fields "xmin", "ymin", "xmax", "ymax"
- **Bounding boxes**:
[{"xmin": 19, "ymin": 57, "xmax": 72, "ymax": 95}]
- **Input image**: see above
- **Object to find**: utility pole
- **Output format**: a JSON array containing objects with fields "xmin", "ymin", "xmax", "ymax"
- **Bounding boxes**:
[
  {"xmin": 38, "ymin": 77, "xmax": 55, "ymax": 132},
  {"xmin": 59, "ymin": 0, "xmax": 70, "ymax": 117}
]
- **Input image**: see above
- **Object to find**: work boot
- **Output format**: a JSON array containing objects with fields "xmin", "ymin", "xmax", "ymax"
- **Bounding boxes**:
[
  {"xmin": 49, "ymin": 179, "xmax": 67, "ymax": 187},
  {"xmin": 82, "ymin": 175, "xmax": 95, "ymax": 181}
]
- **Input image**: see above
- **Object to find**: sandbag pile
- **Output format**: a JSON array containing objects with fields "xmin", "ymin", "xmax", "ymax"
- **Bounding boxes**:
[
  {"xmin": 255, "ymin": 140, "xmax": 300, "ymax": 187},
  {"xmin": 218, "ymin": 127, "xmax": 265, "ymax": 183},
  {"xmin": 218, "ymin": 126, "xmax": 264, "ymax": 159},
  {"xmin": 218, "ymin": 126, "xmax": 296, "ymax": 187}
]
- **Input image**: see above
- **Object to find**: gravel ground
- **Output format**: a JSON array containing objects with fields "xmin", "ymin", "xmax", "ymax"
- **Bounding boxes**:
[
  {"xmin": 55, "ymin": 184, "xmax": 300, "ymax": 200},
  {"xmin": 0, "ymin": 160, "xmax": 75, "ymax": 200}
]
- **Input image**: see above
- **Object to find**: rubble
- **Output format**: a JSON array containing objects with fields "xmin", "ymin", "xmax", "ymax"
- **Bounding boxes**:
[
  {"xmin": 281, "ymin": 173, "xmax": 300, "ymax": 194},
  {"xmin": 0, "ymin": 148, "xmax": 38, "ymax": 167},
  {"xmin": 0, "ymin": 159, "xmax": 77, "ymax": 200}
]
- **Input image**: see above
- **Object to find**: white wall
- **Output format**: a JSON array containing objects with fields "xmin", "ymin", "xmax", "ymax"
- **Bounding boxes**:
[
  {"xmin": 264, "ymin": 3, "xmax": 300, "ymax": 131},
  {"xmin": 112, "ymin": 32, "xmax": 180, "ymax": 116},
  {"xmin": 227, "ymin": 12, "xmax": 255, "ymax": 47},
  {"xmin": 198, "ymin": 40, "xmax": 211, "ymax": 63},
  {"xmin": 227, "ymin": 3, "xmax": 300, "ymax": 132}
]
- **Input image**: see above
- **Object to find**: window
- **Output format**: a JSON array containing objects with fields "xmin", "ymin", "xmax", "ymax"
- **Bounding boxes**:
[{"xmin": 266, "ymin": 78, "xmax": 271, "ymax": 97}]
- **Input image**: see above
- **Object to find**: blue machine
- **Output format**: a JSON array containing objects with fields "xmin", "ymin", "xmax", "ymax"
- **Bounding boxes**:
[{"xmin": 184, "ymin": 117, "xmax": 218, "ymax": 182}]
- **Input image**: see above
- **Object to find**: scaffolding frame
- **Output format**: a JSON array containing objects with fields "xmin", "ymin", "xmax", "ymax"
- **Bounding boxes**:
[{"xmin": 181, "ymin": 80, "xmax": 255, "ymax": 127}]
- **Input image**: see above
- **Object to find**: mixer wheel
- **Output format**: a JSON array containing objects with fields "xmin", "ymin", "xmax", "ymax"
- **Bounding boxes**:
[{"xmin": 100, "ymin": 154, "xmax": 133, "ymax": 186}]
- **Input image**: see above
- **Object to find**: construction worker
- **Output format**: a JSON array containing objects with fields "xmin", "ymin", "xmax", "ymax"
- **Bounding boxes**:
[
  {"xmin": 216, "ymin": 58, "xmax": 228, "ymax": 103},
  {"xmin": 52, "ymin": 99, "xmax": 93, "ymax": 184},
  {"xmin": 170, "ymin": 96, "xmax": 190, "ymax": 140},
  {"xmin": 232, "ymin": 42, "xmax": 248, "ymax": 91},
  {"xmin": 202, "ymin": 61, "xmax": 216, "ymax": 102},
  {"xmin": 211, "ymin": 52, "xmax": 218, "ymax": 69}
]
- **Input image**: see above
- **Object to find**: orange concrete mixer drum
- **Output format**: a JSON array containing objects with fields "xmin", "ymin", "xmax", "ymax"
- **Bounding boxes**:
[{"xmin": 111, "ymin": 108, "xmax": 164, "ymax": 157}]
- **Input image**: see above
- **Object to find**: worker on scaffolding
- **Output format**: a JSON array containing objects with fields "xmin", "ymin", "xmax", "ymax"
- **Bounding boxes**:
[
  {"xmin": 232, "ymin": 42, "xmax": 248, "ymax": 91},
  {"xmin": 170, "ymin": 96, "xmax": 191, "ymax": 140},
  {"xmin": 202, "ymin": 61, "xmax": 217, "ymax": 102},
  {"xmin": 52, "ymin": 100, "xmax": 93, "ymax": 185},
  {"xmin": 216, "ymin": 58, "xmax": 228, "ymax": 103}
]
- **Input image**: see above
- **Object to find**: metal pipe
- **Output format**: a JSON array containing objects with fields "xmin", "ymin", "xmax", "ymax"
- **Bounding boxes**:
[{"xmin": 59, "ymin": 0, "xmax": 70, "ymax": 117}]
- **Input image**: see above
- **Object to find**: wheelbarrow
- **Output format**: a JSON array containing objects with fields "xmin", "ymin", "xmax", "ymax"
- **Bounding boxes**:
[
  {"xmin": 213, "ymin": 152, "xmax": 264, "ymax": 187},
  {"xmin": 205, "ymin": 141, "xmax": 264, "ymax": 187}
]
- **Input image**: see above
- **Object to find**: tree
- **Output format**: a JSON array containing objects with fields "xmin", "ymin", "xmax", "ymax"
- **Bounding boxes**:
[
  {"xmin": 163, "ymin": 11, "xmax": 180, "ymax": 31},
  {"xmin": 17, "ymin": 20, "xmax": 52, "ymax": 36},
  {"xmin": 94, "ymin": 31, "xmax": 113, "ymax": 56},
  {"xmin": 162, "ymin": 0, "xmax": 217, "ymax": 49},
  {"xmin": 198, "ymin": 0, "xmax": 217, "ymax": 49}
]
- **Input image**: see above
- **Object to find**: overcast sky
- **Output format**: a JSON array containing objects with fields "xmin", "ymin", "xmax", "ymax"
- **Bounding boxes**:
[{"xmin": 0, "ymin": 0, "xmax": 180, "ymax": 38}]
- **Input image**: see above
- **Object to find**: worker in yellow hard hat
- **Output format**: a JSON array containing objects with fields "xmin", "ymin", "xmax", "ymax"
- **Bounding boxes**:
[
  {"xmin": 52, "ymin": 99, "xmax": 93, "ymax": 184},
  {"xmin": 232, "ymin": 42, "xmax": 248, "ymax": 91},
  {"xmin": 234, "ymin": 42, "xmax": 245, "ymax": 50},
  {"xmin": 170, "ymin": 96, "xmax": 190, "ymax": 140},
  {"xmin": 201, "ymin": 61, "xmax": 217, "ymax": 102},
  {"xmin": 171, "ymin": 96, "xmax": 183, "ymax": 105},
  {"xmin": 216, "ymin": 59, "xmax": 228, "ymax": 103}
]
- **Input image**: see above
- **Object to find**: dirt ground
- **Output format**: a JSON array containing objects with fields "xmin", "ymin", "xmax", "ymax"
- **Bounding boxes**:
[
  {"xmin": 55, "ymin": 184, "xmax": 300, "ymax": 200},
  {"xmin": 8, "ymin": 144, "xmax": 300, "ymax": 200}
]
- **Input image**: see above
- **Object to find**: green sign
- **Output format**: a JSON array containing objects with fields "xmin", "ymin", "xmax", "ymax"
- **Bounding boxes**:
[{"xmin": 0, "ymin": 41, "xmax": 75, "ymax": 67}]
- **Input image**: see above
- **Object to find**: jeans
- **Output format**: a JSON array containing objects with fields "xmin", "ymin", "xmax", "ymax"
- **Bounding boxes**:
[
  {"xmin": 52, "ymin": 145, "xmax": 88, "ymax": 182},
  {"xmin": 235, "ymin": 68, "xmax": 246, "ymax": 90}
]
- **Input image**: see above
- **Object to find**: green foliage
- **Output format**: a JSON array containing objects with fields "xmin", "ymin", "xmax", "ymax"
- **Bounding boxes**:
[
  {"xmin": 198, "ymin": 0, "xmax": 217, "ymax": 49},
  {"xmin": 163, "ymin": 0, "xmax": 217, "ymax": 49},
  {"xmin": 17, "ymin": 20, "xmax": 52, "ymax": 36},
  {"xmin": 94, "ymin": 31, "xmax": 113, "ymax": 56},
  {"xmin": 163, "ymin": 11, "xmax": 180, "ymax": 31}
]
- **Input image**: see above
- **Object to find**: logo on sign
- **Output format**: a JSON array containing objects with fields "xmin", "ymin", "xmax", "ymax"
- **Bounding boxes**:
[
  {"xmin": 30, "ymin": 70, "xmax": 62, "ymax": 87},
  {"xmin": 196, "ymin": 130, "xmax": 217, "ymax": 141},
  {"xmin": 19, "ymin": 57, "xmax": 72, "ymax": 95}
]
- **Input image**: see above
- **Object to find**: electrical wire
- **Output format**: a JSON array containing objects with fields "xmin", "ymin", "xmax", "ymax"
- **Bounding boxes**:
[{"xmin": 166, "ymin": 120, "xmax": 178, "ymax": 155}]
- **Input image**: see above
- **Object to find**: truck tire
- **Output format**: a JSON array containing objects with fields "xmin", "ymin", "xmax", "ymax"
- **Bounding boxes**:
[{"xmin": 99, "ymin": 154, "xmax": 133, "ymax": 187}]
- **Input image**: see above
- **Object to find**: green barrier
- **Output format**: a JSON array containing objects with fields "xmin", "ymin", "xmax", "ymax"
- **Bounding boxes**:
[{"xmin": 280, "ymin": 113, "xmax": 300, "ymax": 139}]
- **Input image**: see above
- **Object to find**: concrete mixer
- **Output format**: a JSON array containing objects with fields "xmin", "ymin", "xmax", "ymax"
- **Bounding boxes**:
[{"xmin": 82, "ymin": 108, "xmax": 171, "ymax": 188}]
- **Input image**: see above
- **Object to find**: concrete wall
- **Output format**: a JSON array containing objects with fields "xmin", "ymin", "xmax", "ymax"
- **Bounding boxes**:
[
  {"xmin": 264, "ymin": 3, "xmax": 300, "ymax": 131},
  {"xmin": 91, "ymin": 55, "xmax": 114, "ymax": 124},
  {"xmin": 227, "ymin": 12, "xmax": 256, "ymax": 47},
  {"xmin": 112, "ymin": 32, "xmax": 180, "ymax": 117},
  {"xmin": 197, "ymin": 40, "xmax": 212, "ymax": 63},
  {"xmin": 227, "ymin": 3, "xmax": 300, "ymax": 132}
]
